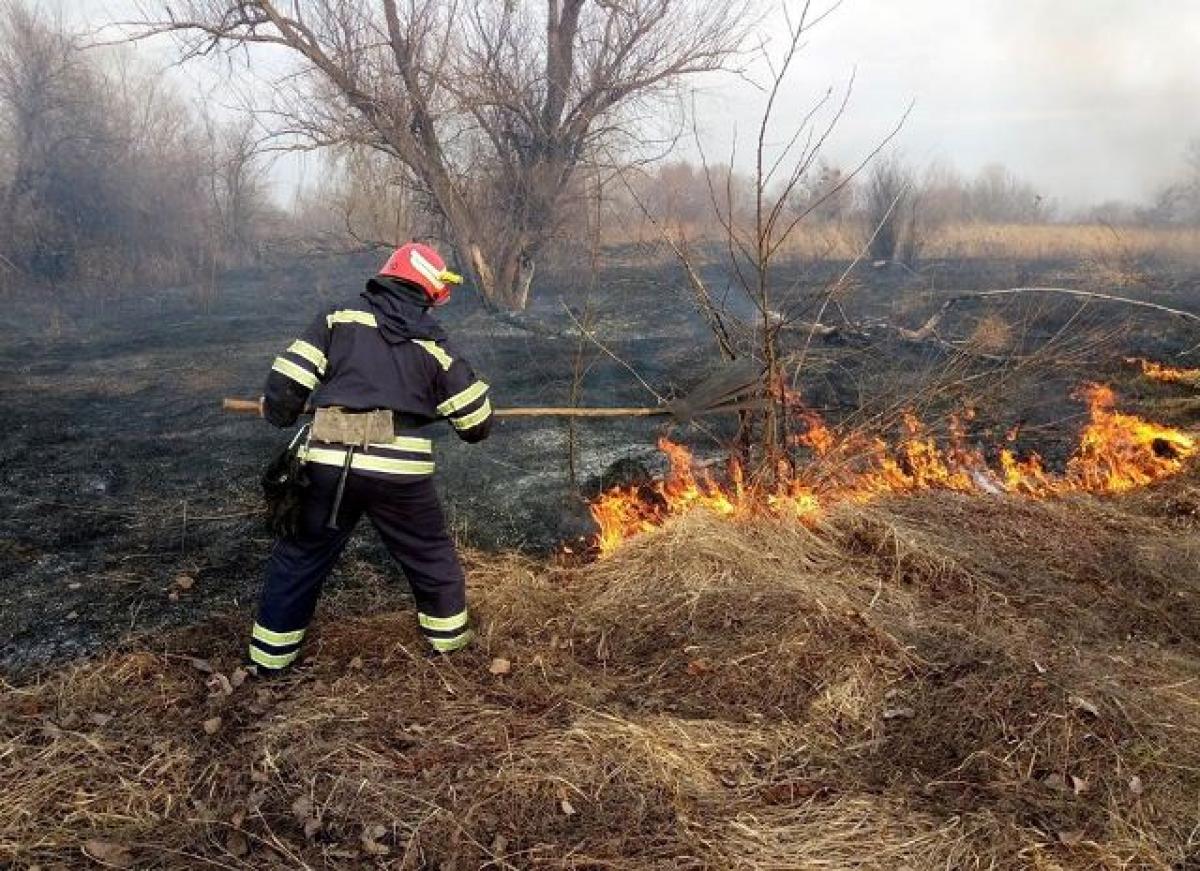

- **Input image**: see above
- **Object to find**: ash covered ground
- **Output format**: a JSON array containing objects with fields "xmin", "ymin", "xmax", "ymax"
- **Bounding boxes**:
[{"xmin": 2, "ymin": 252, "xmax": 1197, "ymax": 673}]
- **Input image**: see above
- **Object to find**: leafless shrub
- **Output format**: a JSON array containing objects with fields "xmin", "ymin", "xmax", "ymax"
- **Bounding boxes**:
[
  {"xmin": 0, "ymin": 1, "xmax": 275, "ymax": 288},
  {"xmin": 0, "ymin": 1, "xmax": 111, "ymax": 282},
  {"xmin": 622, "ymin": 2, "xmax": 909, "ymax": 475},
  {"xmin": 863, "ymin": 154, "xmax": 919, "ymax": 264},
  {"xmin": 291, "ymin": 147, "xmax": 444, "ymax": 255},
  {"xmin": 203, "ymin": 117, "xmax": 271, "ymax": 263}
]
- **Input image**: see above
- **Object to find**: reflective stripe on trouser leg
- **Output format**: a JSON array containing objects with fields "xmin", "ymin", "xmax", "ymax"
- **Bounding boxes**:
[
  {"xmin": 418, "ymin": 609, "xmax": 473, "ymax": 652},
  {"xmin": 362, "ymin": 477, "xmax": 471, "ymax": 653},
  {"xmin": 249, "ymin": 622, "xmax": 305, "ymax": 670}
]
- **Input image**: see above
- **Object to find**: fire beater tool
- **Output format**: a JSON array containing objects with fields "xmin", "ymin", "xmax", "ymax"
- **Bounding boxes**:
[{"xmin": 222, "ymin": 360, "xmax": 765, "ymax": 422}]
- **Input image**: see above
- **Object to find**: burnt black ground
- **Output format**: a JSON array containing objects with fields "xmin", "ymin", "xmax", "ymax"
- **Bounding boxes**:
[{"xmin": 1, "ymin": 251, "xmax": 1197, "ymax": 674}]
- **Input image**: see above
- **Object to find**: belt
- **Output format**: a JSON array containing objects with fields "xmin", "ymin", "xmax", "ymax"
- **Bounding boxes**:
[{"xmin": 299, "ymin": 438, "xmax": 436, "ymax": 478}]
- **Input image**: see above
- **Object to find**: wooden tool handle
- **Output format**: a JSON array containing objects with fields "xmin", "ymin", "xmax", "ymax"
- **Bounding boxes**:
[
  {"xmin": 493, "ymin": 407, "xmax": 669, "ymax": 418},
  {"xmin": 221, "ymin": 398, "xmax": 673, "ymax": 419},
  {"xmin": 223, "ymin": 397, "xmax": 262, "ymax": 414}
]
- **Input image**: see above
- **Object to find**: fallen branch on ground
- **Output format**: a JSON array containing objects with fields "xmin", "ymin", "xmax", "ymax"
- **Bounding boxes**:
[{"xmin": 782, "ymin": 286, "xmax": 1200, "ymax": 363}]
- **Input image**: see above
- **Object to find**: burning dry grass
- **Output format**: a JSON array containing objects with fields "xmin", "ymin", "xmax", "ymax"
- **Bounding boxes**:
[
  {"xmin": 591, "ymin": 383, "xmax": 1197, "ymax": 554},
  {"xmin": 1128, "ymin": 357, "xmax": 1200, "ymax": 389},
  {"xmin": 3, "ymin": 474, "xmax": 1200, "ymax": 868}
]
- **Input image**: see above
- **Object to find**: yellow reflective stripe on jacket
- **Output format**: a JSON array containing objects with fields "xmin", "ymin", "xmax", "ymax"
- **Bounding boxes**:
[
  {"xmin": 428, "ymin": 629, "xmax": 473, "ymax": 653},
  {"xmin": 366, "ymin": 436, "xmax": 433, "ymax": 454},
  {"xmin": 418, "ymin": 610, "xmax": 469, "ymax": 632},
  {"xmin": 249, "ymin": 645, "xmax": 300, "ymax": 669},
  {"xmin": 287, "ymin": 340, "xmax": 327, "ymax": 373},
  {"xmin": 452, "ymin": 398, "xmax": 492, "ymax": 430},
  {"xmin": 252, "ymin": 623, "xmax": 305, "ymax": 646},
  {"xmin": 436, "ymin": 380, "xmax": 489, "ymax": 416},
  {"xmin": 272, "ymin": 357, "xmax": 320, "ymax": 390},
  {"xmin": 413, "ymin": 339, "xmax": 454, "ymax": 371},
  {"xmin": 302, "ymin": 446, "xmax": 435, "ymax": 476},
  {"xmin": 327, "ymin": 310, "xmax": 378, "ymax": 329}
]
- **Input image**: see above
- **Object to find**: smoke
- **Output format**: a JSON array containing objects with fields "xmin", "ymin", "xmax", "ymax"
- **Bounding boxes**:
[{"xmin": 690, "ymin": 0, "xmax": 1200, "ymax": 209}]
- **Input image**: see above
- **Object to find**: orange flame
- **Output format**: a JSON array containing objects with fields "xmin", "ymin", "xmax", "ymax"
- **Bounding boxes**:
[
  {"xmin": 590, "ymin": 384, "xmax": 1196, "ymax": 554},
  {"xmin": 1126, "ymin": 357, "xmax": 1200, "ymax": 386}
]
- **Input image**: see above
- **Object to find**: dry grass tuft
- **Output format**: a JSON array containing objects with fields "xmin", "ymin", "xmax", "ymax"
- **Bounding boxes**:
[
  {"xmin": 966, "ymin": 313, "xmax": 1015, "ymax": 354},
  {"xmin": 3, "ymin": 470, "xmax": 1200, "ymax": 868}
]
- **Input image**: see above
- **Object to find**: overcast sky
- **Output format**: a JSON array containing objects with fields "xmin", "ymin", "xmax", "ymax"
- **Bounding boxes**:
[
  {"xmin": 75, "ymin": 0, "xmax": 1200, "ymax": 210},
  {"xmin": 696, "ymin": 0, "xmax": 1200, "ymax": 209}
]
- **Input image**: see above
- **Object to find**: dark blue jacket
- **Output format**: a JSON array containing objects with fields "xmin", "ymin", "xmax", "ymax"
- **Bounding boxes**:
[{"xmin": 263, "ymin": 277, "xmax": 492, "ymax": 480}]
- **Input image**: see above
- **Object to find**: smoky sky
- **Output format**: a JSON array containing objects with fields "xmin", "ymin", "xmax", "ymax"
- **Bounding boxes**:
[
  {"xmin": 693, "ymin": 0, "xmax": 1200, "ymax": 209},
  {"xmin": 76, "ymin": 0, "xmax": 1200, "ymax": 209}
]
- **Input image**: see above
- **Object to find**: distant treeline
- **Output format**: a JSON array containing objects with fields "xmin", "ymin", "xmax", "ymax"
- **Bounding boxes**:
[
  {"xmin": 618, "ymin": 158, "xmax": 1052, "ymax": 231},
  {"xmin": 0, "ymin": 2, "xmax": 277, "ymax": 288},
  {"xmin": 605, "ymin": 150, "xmax": 1200, "ymax": 236},
  {"xmin": 300, "ymin": 154, "xmax": 1061, "ymax": 267},
  {"xmin": 320, "ymin": 147, "xmax": 1200, "ymax": 273}
]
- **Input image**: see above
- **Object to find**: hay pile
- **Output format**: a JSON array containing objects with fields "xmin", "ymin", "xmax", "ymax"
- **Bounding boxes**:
[{"xmin": 3, "ymin": 470, "xmax": 1200, "ymax": 869}]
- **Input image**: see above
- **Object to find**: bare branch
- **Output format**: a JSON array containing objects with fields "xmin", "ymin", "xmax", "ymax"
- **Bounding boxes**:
[{"xmin": 901, "ymin": 287, "xmax": 1200, "ymax": 345}]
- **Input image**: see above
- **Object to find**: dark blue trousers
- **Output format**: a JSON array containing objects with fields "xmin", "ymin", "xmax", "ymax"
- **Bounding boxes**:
[{"xmin": 248, "ymin": 466, "xmax": 472, "ymax": 671}]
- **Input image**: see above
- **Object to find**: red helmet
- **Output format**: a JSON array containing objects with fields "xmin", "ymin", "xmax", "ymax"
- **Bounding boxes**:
[{"xmin": 378, "ymin": 242, "xmax": 463, "ymax": 306}]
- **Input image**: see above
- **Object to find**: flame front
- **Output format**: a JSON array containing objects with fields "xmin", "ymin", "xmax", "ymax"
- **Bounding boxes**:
[
  {"xmin": 1127, "ymin": 357, "xmax": 1200, "ymax": 386},
  {"xmin": 590, "ymin": 383, "xmax": 1196, "ymax": 554}
]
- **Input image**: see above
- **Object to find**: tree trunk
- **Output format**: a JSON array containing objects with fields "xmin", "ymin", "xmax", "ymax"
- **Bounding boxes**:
[
  {"xmin": 462, "ymin": 237, "xmax": 535, "ymax": 311},
  {"xmin": 497, "ymin": 249, "xmax": 535, "ymax": 310}
]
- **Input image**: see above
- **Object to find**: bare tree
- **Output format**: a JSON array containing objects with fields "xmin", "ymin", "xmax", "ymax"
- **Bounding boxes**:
[
  {"xmin": 0, "ymin": 1, "xmax": 277, "ymax": 287},
  {"xmin": 0, "ymin": 0, "xmax": 106, "ymax": 279},
  {"xmin": 206, "ymin": 118, "xmax": 269, "ymax": 259},
  {"xmin": 968, "ymin": 162, "xmax": 1046, "ymax": 223},
  {"xmin": 135, "ymin": 0, "xmax": 753, "ymax": 310}
]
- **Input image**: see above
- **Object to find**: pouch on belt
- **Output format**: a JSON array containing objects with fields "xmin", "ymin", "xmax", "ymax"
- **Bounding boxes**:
[{"xmin": 311, "ymin": 407, "xmax": 395, "ymax": 447}]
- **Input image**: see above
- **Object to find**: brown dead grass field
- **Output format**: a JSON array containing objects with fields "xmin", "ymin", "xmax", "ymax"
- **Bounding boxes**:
[
  {"xmin": 925, "ymin": 224, "xmax": 1200, "ymax": 265},
  {"xmin": 611, "ymin": 220, "xmax": 1200, "ymax": 272},
  {"xmin": 3, "ymin": 464, "xmax": 1200, "ymax": 869}
]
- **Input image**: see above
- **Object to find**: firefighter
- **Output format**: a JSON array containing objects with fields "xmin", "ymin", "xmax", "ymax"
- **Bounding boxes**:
[{"xmin": 248, "ymin": 242, "xmax": 492, "ymax": 674}]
